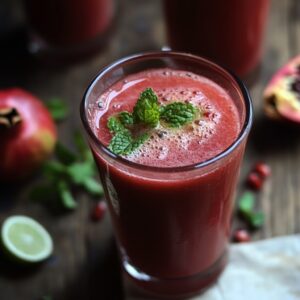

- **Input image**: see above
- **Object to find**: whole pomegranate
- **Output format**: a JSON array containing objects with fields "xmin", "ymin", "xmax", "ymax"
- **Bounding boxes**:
[{"xmin": 0, "ymin": 88, "xmax": 57, "ymax": 181}]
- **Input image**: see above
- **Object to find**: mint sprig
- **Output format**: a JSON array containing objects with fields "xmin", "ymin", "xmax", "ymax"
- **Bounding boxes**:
[
  {"xmin": 160, "ymin": 102, "xmax": 197, "ymax": 128},
  {"xmin": 46, "ymin": 98, "xmax": 68, "ymax": 121},
  {"xmin": 133, "ymin": 88, "xmax": 160, "ymax": 127},
  {"xmin": 238, "ymin": 192, "xmax": 265, "ymax": 228},
  {"xmin": 107, "ymin": 88, "xmax": 198, "ymax": 155},
  {"xmin": 31, "ymin": 133, "xmax": 104, "ymax": 211}
]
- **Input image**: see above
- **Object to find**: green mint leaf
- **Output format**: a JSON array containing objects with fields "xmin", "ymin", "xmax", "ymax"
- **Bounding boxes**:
[
  {"xmin": 55, "ymin": 142, "xmax": 78, "ymax": 165},
  {"xmin": 66, "ymin": 161, "xmax": 95, "ymax": 185},
  {"xmin": 160, "ymin": 102, "xmax": 197, "ymax": 128},
  {"xmin": 119, "ymin": 111, "xmax": 134, "ymax": 126},
  {"xmin": 131, "ymin": 132, "xmax": 150, "ymax": 152},
  {"xmin": 74, "ymin": 130, "xmax": 91, "ymax": 161},
  {"xmin": 133, "ymin": 88, "xmax": 160, "ymax": 127},
  {"xmin": 108, "ymin": 131, "xmax": 133, "ymax": 155},
  {"xmin": 238, "ymin": 192, "xmax": 255, "ymax": 216},
  {"xmin": 46, "ymin": 98, "xmax": 68, "ymax": 121},
  {"xmin": 249, "ymin": 212, "xmax": 265, "ymax": 228},
  {"xmin": 57, "ymin": 181, "xmax": 77, "ymax": 210},
  {"xmin": 82, "ymin": 177, "xmax": 104, "ymax": 197},
  {"xmin": 107, "ymin": 116, "xmax": 125, "ymax": 133},
  {"xmin": 43, "ymin": 161, "xmax": 67, "ymax": 179}
]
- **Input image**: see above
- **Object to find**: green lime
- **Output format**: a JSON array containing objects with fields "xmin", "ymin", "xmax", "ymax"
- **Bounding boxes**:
[{"xmin": 1, "ymin": 215, "xmax": 53, "ymax": 263}]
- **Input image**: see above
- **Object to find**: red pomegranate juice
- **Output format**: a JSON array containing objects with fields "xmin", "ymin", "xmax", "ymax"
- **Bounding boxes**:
[{"xmin": 82, "ymin": 56, "xmax": 252, "ymax": 298}]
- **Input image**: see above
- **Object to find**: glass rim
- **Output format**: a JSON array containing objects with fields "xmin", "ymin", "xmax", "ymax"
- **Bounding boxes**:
[{"xmin": 80, "ymin": 51, "xmax": 253, "ymax": 173}]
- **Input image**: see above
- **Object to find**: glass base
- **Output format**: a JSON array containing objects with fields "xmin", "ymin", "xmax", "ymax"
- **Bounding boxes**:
[
  {"xmin": 27, "ymin": 30, "xmax": 111, "ymax": 64},
  {"xmin": 123, "ymin": 251, "xmax": 227, "ymax": 299}
]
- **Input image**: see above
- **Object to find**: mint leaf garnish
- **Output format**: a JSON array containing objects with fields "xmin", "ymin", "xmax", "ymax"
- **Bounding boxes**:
[
  {"xmin": 119, "ymin": 111, "xmax": 134, "ymax": 126},
  {"xmin": 107, "ymin": 87, "xmax": 199, "ymax": 156},
  {"xmin": 108, "ymin": 131, "xmax": 133, "ymax": 155},
  {"xmin": 160, "ymin": 102, "xmax": 197, "ymax": 127},
  {"xmin": 46, "ymin": 98, "xmax": 68, "ymax": 121},
  {"xmin": 107, "ymin": 116, "xmax": 125, "ymax": 133},
  {"xmin": 133, "ymin": 88, "xmax": 160, "ymax": 127}
]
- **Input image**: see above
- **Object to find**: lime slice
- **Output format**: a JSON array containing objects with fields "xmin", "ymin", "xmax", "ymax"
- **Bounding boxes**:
[{"xmin": 1, "ymin": 215, "xmax": 53, "ymax": 263}]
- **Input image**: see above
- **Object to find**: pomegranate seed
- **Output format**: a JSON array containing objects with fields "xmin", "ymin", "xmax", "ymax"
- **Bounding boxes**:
[
  {"xmin": 91, "ymin": 201, "xmax": 107, "ymax": 221},
  {"xmin": 254, "ymin": 162, "xmax": 271, "ymax": 179},
  {"xmin": 247, "ymin": 172, "xmax": 263, "ymax": 190},
  {"xmin": 233, "ymin": 229, "xmax": 251, "ymax": 243},
  {"xmin": 203, "ymin": 111, "xmax": 211, "ymax": 118}
]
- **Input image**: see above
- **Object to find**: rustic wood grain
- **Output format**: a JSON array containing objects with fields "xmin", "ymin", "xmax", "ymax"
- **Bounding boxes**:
[{"xmin": 0, "ymin": 0, "xmax": 299, "ymax": 299}]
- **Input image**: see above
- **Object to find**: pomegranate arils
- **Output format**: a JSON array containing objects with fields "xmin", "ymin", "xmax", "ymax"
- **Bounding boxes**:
[
  {"xmin": 234, "ymin": 229, "xmax": 251, "ymax": 243},
  {"xmin": 247, "ymin": 172, "xmax": 263, "ymax": 190},
  {"xmin": 91, "ymin": 201, "xmax": 107, "ymax": 221},
  {"xmin": 254, "ymin": 162, "xmax": 271, "ymax": 179}
]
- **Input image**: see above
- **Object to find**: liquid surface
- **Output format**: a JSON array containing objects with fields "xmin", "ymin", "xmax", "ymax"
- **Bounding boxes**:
[{"xmin": 90, "ymin": 69, "xmax": 241, "ymax": 167}]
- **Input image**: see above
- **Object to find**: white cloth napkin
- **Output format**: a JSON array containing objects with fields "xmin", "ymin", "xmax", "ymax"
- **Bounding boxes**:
[{"xmin": 125, "ymin": 235, "xmax": 300, "ymax": 300}]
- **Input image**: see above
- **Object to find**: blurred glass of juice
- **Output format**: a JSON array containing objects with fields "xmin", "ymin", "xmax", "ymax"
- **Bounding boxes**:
[
  {"xmin": 23, "ymin": 0, "xmax": 115, "ymax": 61},
  {"xmin": 163, "ymin": 0, "xmax": 270, "ymax": 77}
]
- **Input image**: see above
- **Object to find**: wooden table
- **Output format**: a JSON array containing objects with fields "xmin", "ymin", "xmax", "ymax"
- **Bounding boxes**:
[{"xmin": 0, "ymin": 0, "xmax": 299, "ymax": 299}]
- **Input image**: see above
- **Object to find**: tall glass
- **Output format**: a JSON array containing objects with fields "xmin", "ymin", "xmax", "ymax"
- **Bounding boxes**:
[
  {"xmin": 23, "ymin": 0, "xmax": 115, "ymax": 60},
  {"xmin": 80, "ymin": 52, "xmax": 253, "ymax": 298},
  {"xmin": 163, "ymin": 0, "xmax": 270, "ymax": 77}
]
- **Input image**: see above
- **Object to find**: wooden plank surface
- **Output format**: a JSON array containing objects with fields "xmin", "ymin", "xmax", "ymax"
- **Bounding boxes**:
[{"xmin": 0, "ymin": 0, "xmax": 299, "ymax": 299}]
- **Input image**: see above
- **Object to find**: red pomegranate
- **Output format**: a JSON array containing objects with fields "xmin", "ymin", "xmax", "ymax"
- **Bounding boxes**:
[{"xmin": 0, "ymin": 88, "xmax": 57, "ymax": 181}]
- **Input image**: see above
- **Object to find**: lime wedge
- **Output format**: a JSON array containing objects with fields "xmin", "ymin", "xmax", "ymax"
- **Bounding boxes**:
[{"xmin": 1, "ymin": 215, "xmax": 53, "ymax": 263}]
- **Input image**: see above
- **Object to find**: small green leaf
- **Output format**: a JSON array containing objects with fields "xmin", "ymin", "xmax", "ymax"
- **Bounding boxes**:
[
  {"xmin": 119, "ymin": 111, "xmax": 134, "ymax": 126},
  {"xmin": 55, "ymin": 142, "xmax": 77, "ymax": 165},
  {"xmin": 43, "ymin": 161, "xmax": 67, "ymax": 178},
  {"xmin": 160, "ymin": 102, "xmax": 197, "ymax": 128},
  {"xmin": 107, "ymin": 117, "xmax": 125, "ymax": 133},
  {"xmin": 108, "ymin": 131, "xmax": 133, "ymax": 155},
  {"xmin": 46, "ymin": 98, "xmax": 68, "ymax": 121},
  {"xmin": 82, "ymin": 177, "xmax": 104, "ymax": 196},
  {"xmin": 57, "ymin": 181, "xmax": 77, "ymax": 210},
  {"xmin": 133, "ymin": 88, "xmax": 160, "ymax": 127},
  {"xmin": 74, "ymin": 131, "xmax": 91, "ymax": 161},
  {"xmin": 238, "ymin": 192, "xmax": 255, "ymax": 216},
  {"xmin": 66, "ymin": 162, "xmax": 95, "ymax": 185},
  {"xmin": 249, "ymin": 212, "xmax": 265, "ymax": 228}
]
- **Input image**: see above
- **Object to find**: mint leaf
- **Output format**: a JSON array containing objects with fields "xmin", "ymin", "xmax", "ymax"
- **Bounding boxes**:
[
  {"xmin": 66, "ymin": 161, "xmax": 94, "ymax": 185},
  {"xmin": 108, "ymin": 131, "xmax": 133, "ymax": 155},
  {"xmin": 82, "ymin": 177, "xmax": 104, "ymax": 197},
  {"xmin": 107, "ymin": 116, "xmax": 125, "ymax": 133},
  {"xmin": 133, "ymin": 88, "xmax": 160, "ymax": 127},
  {"xmin": 249, "ymin": 212, "xmax": 265, "ymax": 228},
  {"xmin": 160, "ymin": 102, "xmax": 197, "ymax": 127},
  {"xmin": 43, "ymin": 161, "xmax": 67, "ymax": 179},
  {"xmin": 57, "ymin": 181, "xmax": 77, "ymax": 210},
  {"xmin": 55, "ymin": 142, "xmax": 77, "ymax": 165},
  {"xmin": 119, "ymin": 111, "xmax": 134, "ymax": 126},
  {"xmin": 46, "ymin": 98, "xmax": 68, "ymax": 121},
  {"xmin": 238, "ymin": 192, "xmax": 255, "ymax": 216}
]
